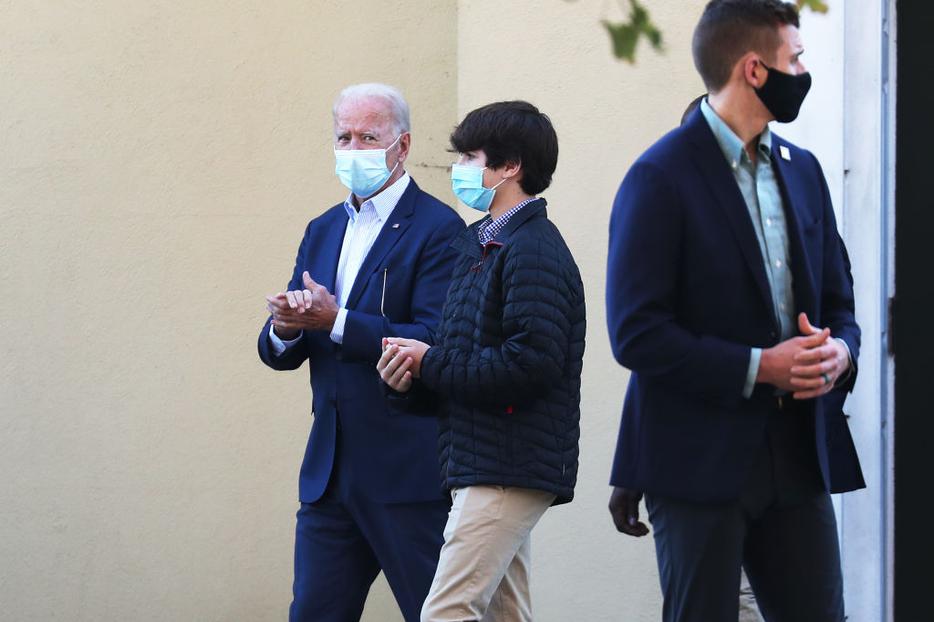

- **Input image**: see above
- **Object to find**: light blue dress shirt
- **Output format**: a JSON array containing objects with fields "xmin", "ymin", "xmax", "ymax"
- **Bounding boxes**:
[{"xmin": 700, "ymin": 100, "xmax": 795, "ymax": 398}]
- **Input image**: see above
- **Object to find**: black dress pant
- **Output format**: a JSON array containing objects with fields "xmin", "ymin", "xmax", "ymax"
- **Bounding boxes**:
[{"xmin": 645, "ymin": 400, "xmax": 844, "ymax": 622}]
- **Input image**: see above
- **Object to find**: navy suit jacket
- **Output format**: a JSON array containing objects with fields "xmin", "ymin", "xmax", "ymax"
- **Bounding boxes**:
[
  {"xmin": 607, "ymin": 109, "xmax": 863, "ymax": 503},
  {"xmin": 258, "ymin": 179, "xmax": 464, "ymax": 504}
]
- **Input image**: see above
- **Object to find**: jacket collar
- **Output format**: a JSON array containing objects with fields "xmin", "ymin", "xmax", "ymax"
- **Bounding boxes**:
[
  {"xmin": 699, "ymin": 99, "xmax": 773, "ymax": 171},
  {"xmin": 452, "ymin": 198, "xmax": 548, "ymax": 259},
  {"xmin": 496, "ymin": 198, "xmax": 547, "ymax": 240}
]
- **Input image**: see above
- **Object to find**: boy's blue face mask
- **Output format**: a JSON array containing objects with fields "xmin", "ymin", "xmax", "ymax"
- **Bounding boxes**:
[
  {"xmin": 451, "ymin": 164, "xmax": 506, "ymax": 212},
  {"xmin": 334, "ymin": 135, "xmax": 401, "ymax": 198}
]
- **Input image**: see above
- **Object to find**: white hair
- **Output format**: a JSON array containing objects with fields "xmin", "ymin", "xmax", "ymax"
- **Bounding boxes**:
[{"xmin": 332, "ymin": 83, "xmax": 411, "ymax": 135}]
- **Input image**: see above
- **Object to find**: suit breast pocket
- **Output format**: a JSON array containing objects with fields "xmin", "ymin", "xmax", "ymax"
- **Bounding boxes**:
[
  {"xmin": 797, "ymin": 214, "xmax": 825, "ymax": 284},
  {"xmin": 801, "ymin": 215, "xmax": 824, "ymax": 253},
  {"xmin": 802, "ymin": 215, "xmax": 823, "ymax": 239}
]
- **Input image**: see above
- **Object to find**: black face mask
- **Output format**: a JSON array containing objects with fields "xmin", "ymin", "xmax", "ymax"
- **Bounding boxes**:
[{"xmin": 754, "ymin": 61, "xmax": 812, "ymax": 123}]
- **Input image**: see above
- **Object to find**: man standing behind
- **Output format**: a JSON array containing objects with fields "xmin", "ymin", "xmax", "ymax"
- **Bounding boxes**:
[
  {"xmin": 606, "ymin": 2, "xmax": 862, "ymax": 621},
  {"xmin": 258, "ymin": 83, "xmax": 464, "ymax": 622}
]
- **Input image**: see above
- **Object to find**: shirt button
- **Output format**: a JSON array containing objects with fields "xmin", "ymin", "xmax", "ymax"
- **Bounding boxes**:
[
  {"xmin": 779, "ymin": 303, "xmax": 787, "ymax": 311},
  {"xmin": 731, "ymin": 161, "xmax": 738, "ymax": 170},
  {"xmin": 775, "ymin": 259, "xmax": 782, "ymax": 268},
  {"xmin": 766, "ymin": 218, "xmax": 773, "ymax": 227}
]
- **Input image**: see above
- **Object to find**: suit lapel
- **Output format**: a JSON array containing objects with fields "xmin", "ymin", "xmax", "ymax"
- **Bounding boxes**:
[
  {"xmin": 770, "ymin": 140, "xmax": 818, "ymax": 319},
  {"xmin": 687, "ymin": 113, "xmax": 775, "ymax": 317},
  {"xmin": 344, "ymin": 179, "xmax": 418, "ymax": 309},
  {"xmin": 305, "ymin": 207, "xmax": 345, "ymax": 294}
]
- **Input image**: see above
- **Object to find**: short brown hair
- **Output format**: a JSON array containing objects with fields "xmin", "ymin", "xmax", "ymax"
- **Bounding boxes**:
[{"xmin": 692, "ymin": 0, "xmax": 800, "ymax": 92}]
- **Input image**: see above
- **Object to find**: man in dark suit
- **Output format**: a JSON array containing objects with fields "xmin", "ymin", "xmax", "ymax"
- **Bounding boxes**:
[
  {"xmin": 605, "ymin": 2, "xmax": 862, "ymax": 621},
  {"xmin": 258, "ymin": 83, "xmax": 464, "ymax": 622}
]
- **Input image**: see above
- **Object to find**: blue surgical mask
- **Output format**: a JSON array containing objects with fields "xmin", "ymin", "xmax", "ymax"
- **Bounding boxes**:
[
  {"xmin": 451, "ymin": 164, "xmax": 506, "ymax": 212},
  {"xmin": 334, "ymin": 135, "xmax": 401, "ymax": 198}
]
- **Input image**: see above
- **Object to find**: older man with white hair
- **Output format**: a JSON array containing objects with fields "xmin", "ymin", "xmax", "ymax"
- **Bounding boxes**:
[{"xmin": 258, "ymin": 83, "xmax": 464, "ymax": 622}]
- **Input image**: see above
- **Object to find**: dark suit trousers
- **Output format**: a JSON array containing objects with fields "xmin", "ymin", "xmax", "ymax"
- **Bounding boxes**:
[
  {"xmin": 290, "ymin": 426, "xmax": 449, "ymax": 622},
  {"xmin": 645, "ymin": 400, "xmax": 844, "ymax": 622}
]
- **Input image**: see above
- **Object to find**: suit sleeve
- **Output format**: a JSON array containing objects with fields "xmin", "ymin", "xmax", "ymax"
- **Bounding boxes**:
[
  {"xmin": 257, "ymin": 222, "xmax": 314, "ymax": 371},
  {"xmin": 382, "ymin": 379, "xmax": 440, "ymax": 416},
  {"xmin": 811, "ymin": 153, "xmax": 860, "ymax": 391},
  {"xmin": 419, "ymin": 238, "xmax": 583, "ymax": 409},
  {"xmin": 339, "ymin": 215, "xmax": 464, "ymax": 365},
  {"xmin": 606, "ymin": 161, "xmax": 750, "ymax": 401}
]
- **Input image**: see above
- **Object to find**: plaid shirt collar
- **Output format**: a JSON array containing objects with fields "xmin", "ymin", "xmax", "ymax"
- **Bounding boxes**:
[{"xmin": 477, "ymin": 197, "xmax": 538, "ymax": 245}]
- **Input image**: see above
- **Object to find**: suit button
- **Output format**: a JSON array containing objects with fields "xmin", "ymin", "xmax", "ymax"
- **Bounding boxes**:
[
  {"xmin": 335, "ymin": 351, "xmax": 343, "ymax": 361},
  {"xmin": 770, "ymin": 331, "xmax": 777, "ymax": 339}
]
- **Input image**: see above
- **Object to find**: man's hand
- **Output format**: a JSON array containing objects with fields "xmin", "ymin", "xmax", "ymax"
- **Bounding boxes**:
[
  {"xmin": 757, "ymin": 313, "xmax": 831, "ymax": 393},
  {"xmin": 608, "ymin": 487, "xmax": 650, "ymax": 537},
  {"xmin": 263, "ymin": 293, "xmax": 299, "ymax": 340},
  {"xmin": 788, "ymin": 313, "xmax": 850, "ymax": 400},
  {"xmin": 383, "ymin": 337, "xmax": 430, "ymax": 378},
  {"xmin": 266, "ymin": 271, "xmax": 339, "ymax": 334},
  {"xmin": 377, "ymin": 339, "xmax": 415, "ymax": 392}
]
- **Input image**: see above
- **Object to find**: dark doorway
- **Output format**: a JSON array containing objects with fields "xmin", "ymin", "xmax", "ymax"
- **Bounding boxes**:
[{"xmin": 894, "ymin": 2, "xmax": 934, "ymax": 619}]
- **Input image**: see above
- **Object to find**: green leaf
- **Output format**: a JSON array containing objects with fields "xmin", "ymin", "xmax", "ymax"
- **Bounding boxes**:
[
  {"xmin": 797, "ymin": 0, "xmax": 829, "ymax": 14},
  {"xmin": 602, "ymin": 0, "xmax": 664, "ymax": 63},
  {"xmin": 598, "ymin": 0, "xmax": 823, "ymax": 64},
  {"xmin": 602, "ymin": 20, "xmax": 640, "ymax": 62}
]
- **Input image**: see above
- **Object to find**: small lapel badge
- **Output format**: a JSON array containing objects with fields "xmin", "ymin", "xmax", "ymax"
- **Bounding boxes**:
[
  {"xmin": 779, "ymin": 145, "xmax": 791, "ymax": 161},
  {"xmin": 392, "ymin": 223, "xmax": 400, "ymax": 229}
]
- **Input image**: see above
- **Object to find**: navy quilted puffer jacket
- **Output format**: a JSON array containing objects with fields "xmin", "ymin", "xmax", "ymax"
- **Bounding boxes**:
[{"xmin": 420, "ymin": 199, "xmax": 585, "ymax": 504}]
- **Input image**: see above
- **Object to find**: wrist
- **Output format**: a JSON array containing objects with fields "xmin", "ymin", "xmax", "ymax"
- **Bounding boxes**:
[
  {"xmin": 273, "ymin": 325, "xmax": 300, "ymax": 340},
  {"xmin": 412, "ymin": 346, "xmax": 431, "ymax": 379},
  {"xmin": 325, "ymin": 307, "xmax": 339, "ymax": 331},
  {"xmin": 834, "ymin": 338, "xmax": 851, "ymax": 368},
  {"xmin": 756, "ymin": 347, "xmax": 773, "ymax": 385}
]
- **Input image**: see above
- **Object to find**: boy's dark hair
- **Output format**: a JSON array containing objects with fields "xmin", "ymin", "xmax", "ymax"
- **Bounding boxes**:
[
  {"xmin": 692, "ymin": 0, "xmax": 800, "ymax": 93},
  {"xmin": 450, "ymin": 101, "xmax": 558, "ymax": 196}
]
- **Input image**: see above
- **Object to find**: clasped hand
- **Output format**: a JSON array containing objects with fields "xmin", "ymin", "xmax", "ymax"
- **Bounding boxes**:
[
  {"xmin": 759, "ymin": 312, "xmax": 850, "ymax": 399},
  {"xmin": 265, "ymin": 271, "xmax": 339, "ymax": 339},
  {"xmin": 376, "ymin": 337, "xmax": 430, "ymax": 393}
]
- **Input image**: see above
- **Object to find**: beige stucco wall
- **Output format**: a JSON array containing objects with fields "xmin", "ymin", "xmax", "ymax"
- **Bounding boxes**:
[
  {"xmin": 1, "ymin": 1, "xmax": 706, "ymax": 620},
  {"xmin": 1, "ymin": 2, "xmax": 455, "ymax": 620}
]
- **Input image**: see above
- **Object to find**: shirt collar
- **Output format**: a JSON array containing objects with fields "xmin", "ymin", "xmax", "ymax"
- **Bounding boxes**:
[
  {"xmin": 477, "ymin": 197, "xmax": 538, "ymax": 244},
  {"xmin": 700, "ymin": 98, "xmax": 772, "ymax": 169},
  {"xmin": 343, "ymin": 172, "xmax": 411, "ymax": 223}
]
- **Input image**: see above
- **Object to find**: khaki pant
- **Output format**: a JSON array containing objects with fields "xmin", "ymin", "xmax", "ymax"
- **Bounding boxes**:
[
  {"xmin": 739, "ymin": 569, "xmax": 765, "ymax": 622},
  {"xmin": 421, "ymin": 485, "xmax": 556, "ymax": 622}
]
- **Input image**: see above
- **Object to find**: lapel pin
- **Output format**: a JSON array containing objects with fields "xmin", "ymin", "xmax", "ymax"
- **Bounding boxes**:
[
  {"xmin": 779, "ymin": 145, "xmax": 791, "ymax": 161},
  {"xmin": 392, "ymin": 223, "xmax": 400, "ymax": 229}
]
